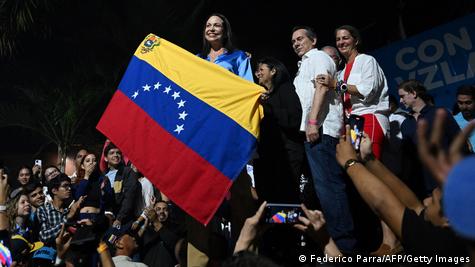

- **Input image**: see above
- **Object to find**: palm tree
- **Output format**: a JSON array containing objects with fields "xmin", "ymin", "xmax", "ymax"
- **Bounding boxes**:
[
  {"xmin": 0, "ymin": 0, "xmax": 58, "ymax": 58},
  {"xmin": 0, "ymin": 72, "xmax": 114, "ymax": 170}
]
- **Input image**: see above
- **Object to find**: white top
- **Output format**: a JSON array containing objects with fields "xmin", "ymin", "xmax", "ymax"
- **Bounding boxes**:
[
  {"xmin": 139, "ymin": 177, "xmax": 155, "ymax": 208},
  {"xmin": 389, "ymin": 112, "xmax": 407, "ymax": 139},
  {"xmin": 338, "ymin": 54, "xmax": 390, "ymax": 134},
  {"xmin": 294, "ymin": 48, "xmax": 342, "ymax": 137},
  {"xmin": 112, "ymin": 256, "xmax": 148, "ymax": 267}
]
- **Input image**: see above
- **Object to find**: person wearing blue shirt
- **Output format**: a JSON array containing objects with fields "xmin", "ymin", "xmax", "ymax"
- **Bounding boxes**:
[
  {"xmin": 188, "ymin": 13, "xmax": 254, "ymax": 267},
  {"xmin": 453, "ymin": 85, "xmax": 475, "ymax": 150},
  {"xmin": 197, "ymin": 13, "xmax": 253, "ymax": 82}
]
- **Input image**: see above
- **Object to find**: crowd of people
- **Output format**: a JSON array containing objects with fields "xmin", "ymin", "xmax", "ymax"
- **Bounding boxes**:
[{"xmin": 1, "ymin": 13, "xmax": 475, "ymax": 267}]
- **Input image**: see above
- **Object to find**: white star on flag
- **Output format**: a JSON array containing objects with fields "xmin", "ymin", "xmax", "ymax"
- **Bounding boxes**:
[
  {"xmin": 174, "ymin": 124, "xmax": 184, "ymax": 134},
  {"xmin": 172, "ymin": 91, "xmax": 181, "ymax": 100},
  {"xmin": 177, "ymin": 100, "xmax": 186, "ymax": 108},
  {"xmin": 178, "ymin": 111, "xmax": 188, "ymax": 120},
  {"xmin": 132, "ymin": 91, "xmax": 139, "ymax": 99},
  {"xmin": 142, "ymin": 84, "xmax": 151, "ymax": 91},
  {"xmin": 163, "ymin": 86, "xmax": 172, "ymax": 94},
  {"xmin": 154, "ymin": 82, "xmax": 161, "ymax": 90}
]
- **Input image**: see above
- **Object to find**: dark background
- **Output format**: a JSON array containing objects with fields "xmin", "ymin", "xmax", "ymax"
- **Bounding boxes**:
[{"xmin": 1, "ymin": 0, "xmax": 474, "ymax": 170}]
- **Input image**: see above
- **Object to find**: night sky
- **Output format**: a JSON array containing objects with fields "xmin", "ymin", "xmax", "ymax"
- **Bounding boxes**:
[{"xmin": 1, "ymin": 0, "xmax": 474, "ymax": 167}]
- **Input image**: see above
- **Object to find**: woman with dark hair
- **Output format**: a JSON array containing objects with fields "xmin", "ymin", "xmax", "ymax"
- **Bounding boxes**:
[
  {"xmin": 317, "ymin": 25, "xmax": 394, "ymax": 256},
  {"xmin": 198, "ymin": 13, "xmax": 253, "ymax": 81},
  {"xmin": 253, "ymin": 57, "xmax": 302, "ymax": 203},
  {"xmin": 74, "ymin": 153, "xmax": 113, "ymax": 225},
  {"xmin": 317, "ymin": 25, "xmax": 389, "ymax": 159},
  {"xmin": 9, "ymin": 166, "xmax": 33, "ymax": 190}
]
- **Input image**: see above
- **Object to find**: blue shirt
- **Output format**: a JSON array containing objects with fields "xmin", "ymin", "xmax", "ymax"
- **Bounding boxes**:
[
  {"xmin": 199, "ymin": 50, "xmax": 254, "ymax": 82},
  {"xmin": 454, "ymin": 112, "xmax": 475, "ymax": 148},
  {"xmin": 105, "ymin": 169, "xmax": 118, "ymax": 187}
]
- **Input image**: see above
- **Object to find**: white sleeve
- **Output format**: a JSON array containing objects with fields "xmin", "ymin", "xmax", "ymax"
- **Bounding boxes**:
[
  {"xmin": 355, "ymin": 56, "xmax": 384, "ymax": 102},
  {"xmin": 308, "ymin": 53, "xmax": 336, "ymax": 77},
  {"xmin": 142, "ymin": 178, "xmax": 155, "ymax": 207}
]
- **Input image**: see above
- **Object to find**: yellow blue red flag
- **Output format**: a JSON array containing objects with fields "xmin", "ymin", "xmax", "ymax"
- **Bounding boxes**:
[{"xmin": 97, "ymin": 34, "xmax": 264, "ymax": 225}]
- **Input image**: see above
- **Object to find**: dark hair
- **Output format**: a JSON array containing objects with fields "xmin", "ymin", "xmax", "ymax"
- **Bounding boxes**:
[
  {"xmin": 16, "ymin": 165, "xmax": 32, "ymax": 178},
  {"xmin": 155, "ymin": 200, "xmax": 169, "ymax": 205},
  {"xmin": 47, "ymin": 173, "xmax": 71, "ymax": 196},
  {"xmin": 456, "ymin": 84, "xmax": 475, "ymax": 97},
  {"xmin": 11, "ymin": 165, "xmax": 32, "ymax": 187},
  {"xmin": 44, "ymin": 165, "xmax": 60, "ymax": 173},
  {"xmin": 291, "ymin": 25, "xmax": 317, "ymax": 42},
  {"xmin": 75, "ymin": 146, "xmax": 89, "ymax": 156},
  {"xmin": 200, "ymin": 13, "xmax": 235, "ymax": 57},
  {"xmin": 24, "ymin": 179, "xmax": 43, "ymax": 195},
  {"xmin": 78, "ymin": 153, "xmax": 100, "ymax": 181},
  {"xmin": 103, "ymin": 143, "xmax": 118, "ymax": 157},
  {"xmin": 398, "ymin": 79, "xmax": 430, "ymax": 103},
  {"xmin": 335, "ymin": 25, "xmax": 362, "ymax": 51},
  {"xmin": 256, "ymin": 57, "xmax": 290, "ymax": 88}
]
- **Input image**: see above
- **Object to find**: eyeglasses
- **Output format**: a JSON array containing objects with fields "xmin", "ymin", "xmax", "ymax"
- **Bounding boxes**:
[{"xmin": 60, "ymin": 184, "xmax": 71, "ymax": 190}]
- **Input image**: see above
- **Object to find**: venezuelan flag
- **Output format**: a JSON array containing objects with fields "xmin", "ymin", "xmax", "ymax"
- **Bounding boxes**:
[{"xmin": 97, "ymin": 34, "xmax": 264, "ymax": 225}]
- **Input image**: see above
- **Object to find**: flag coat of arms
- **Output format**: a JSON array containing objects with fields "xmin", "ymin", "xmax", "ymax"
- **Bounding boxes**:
[{"xmin": 97, "ymin": 34, "xmax": 264, "ymax": 225}]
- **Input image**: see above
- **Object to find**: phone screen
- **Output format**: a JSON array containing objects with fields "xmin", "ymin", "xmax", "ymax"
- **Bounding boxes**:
[
  {"xmin": 264, "ymin": 203, "xmax": 303, "ymax": 224},
  {"xmin": 348, "ymin": 115, "xmax": 365, "ymax": 151}
]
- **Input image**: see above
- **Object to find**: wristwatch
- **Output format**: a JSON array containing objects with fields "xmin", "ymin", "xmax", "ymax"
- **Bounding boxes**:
[
  {"xmin": 335, "ymin": 80, "xmax": 348, "ymax": 95},
  {"xmin": 344, "ymin": 159, "xmax": 361, "ymax": 172}
]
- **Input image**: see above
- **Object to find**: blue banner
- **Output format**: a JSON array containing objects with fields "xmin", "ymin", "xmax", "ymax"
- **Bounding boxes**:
[{"xmin": 371, "ymin": 13, "xmax": 475, "ymax": 109}]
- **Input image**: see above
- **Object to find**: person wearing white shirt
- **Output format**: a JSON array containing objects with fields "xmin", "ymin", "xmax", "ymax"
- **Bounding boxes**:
[
  {"xmin": 291, "ymin": 26, "xmax": 357, "ymax": 254},
  {"xmin": 319, "ymin": 25, "xmax": 389, "ymax": 159},
  {"xmin": 318, "ymin": 24, "xmax": 393, "ymax": 256}
]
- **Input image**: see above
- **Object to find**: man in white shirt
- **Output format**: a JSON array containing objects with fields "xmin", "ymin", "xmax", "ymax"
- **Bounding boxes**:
[
  {"xmin": 112, "ymin": 232, "xmax": 148, "ymax": 267},
  {"xmin": 291, "ymin": 26, "xmax": 357, "ymax": 254}
]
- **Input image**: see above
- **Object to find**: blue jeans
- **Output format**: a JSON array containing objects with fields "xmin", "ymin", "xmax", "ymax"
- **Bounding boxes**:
[{"xmin": 305, "ymin": 134, "xmax": 357, "ymax": 253}]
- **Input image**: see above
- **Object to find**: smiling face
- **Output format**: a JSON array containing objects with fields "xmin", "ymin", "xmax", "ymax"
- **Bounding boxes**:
[
  {"xmin": 17, "ymin": 195, "xmax": 31, "ymax": 217},
  {"xmin": 336, "ymin": 29, "xmax": 358, "ymax": 59},
  {"xmin": 204, "ymin": 15, "xmax": 225, "ymax": 46},
  {"xmin": 291, "ymin": 29, "xmax": 316, "ymax": 58},
  {"xmin": 28, "ymin": 187, "xmax": 45, "ymax": 208},
  {"xmin": 255, "ymin": 63, "xmax": 275, "ymax": 89},
  {"xmin": 17, "ymin": 168, "xmax": 31, "ymax": 185},
  {"xmin": 154, "ymin": 202, "xmax": 169, "ymax": 223},
  {"xmin": 105, "ymin": 148, "xmax": 122, "ymax": 169},
  {"xmin": 44, "ymin": 167, "xmax": 60, "ymax": 182}
]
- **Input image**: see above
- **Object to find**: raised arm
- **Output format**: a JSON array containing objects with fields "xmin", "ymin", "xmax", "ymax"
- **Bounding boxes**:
[
  {"xmin": 336, "ymin": 125, "xmax": 405, "ymax": 238},
  {"xmin": 359, "ymin": 133, "xmax": 424, "ymax": 214}
]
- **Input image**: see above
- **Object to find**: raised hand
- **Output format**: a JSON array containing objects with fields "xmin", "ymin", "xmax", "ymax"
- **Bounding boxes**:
[
  {"xmin": 417, "ymin": 109, "xmax": 475, "ymax": 184},
  {"xmin": 294, "ymin": 204, "xmax": 326, "ymax": 240},
  {"xmin": 336, "ymin": 125, "xmax": 358, "ymax": 167}
]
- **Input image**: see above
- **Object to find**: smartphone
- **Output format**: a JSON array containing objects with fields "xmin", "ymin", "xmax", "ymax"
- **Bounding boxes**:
[
  {"xmin": 34, "ymin": 159, "xmax": 42, "ymax": 167},
  {"xmin": 348, "ymin": 114, "xmax": 365, "ymax": 151},
  {"xmin": 264, "ymin": 203, "xmax": 303, "ymax": 224}
]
